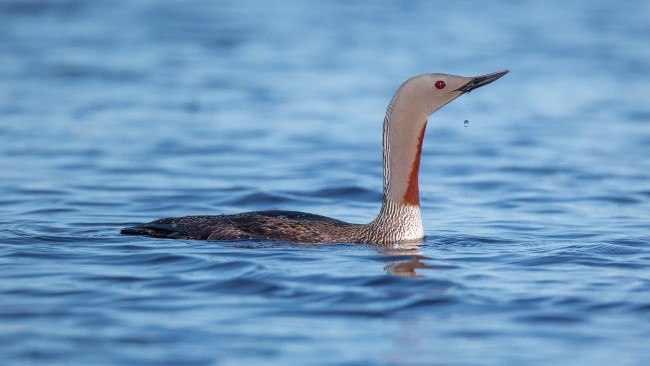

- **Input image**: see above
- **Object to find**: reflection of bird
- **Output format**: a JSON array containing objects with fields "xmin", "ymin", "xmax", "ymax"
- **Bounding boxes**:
[
  {"xmin": 384, "ymin": 255, "xmax": 436, "ymax": 278},
  {"xmin": 377, "ymin": 246, "xmax": 432, "ymax": 277},
  {"xmin": 122, "ymin": 71, "xmax": 508, "ymax": 244}
]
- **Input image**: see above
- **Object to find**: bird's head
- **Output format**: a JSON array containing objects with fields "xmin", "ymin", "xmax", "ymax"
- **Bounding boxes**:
[{"xmin": 391, "ymin": 70, "xmax": 509, "ymax": 120}]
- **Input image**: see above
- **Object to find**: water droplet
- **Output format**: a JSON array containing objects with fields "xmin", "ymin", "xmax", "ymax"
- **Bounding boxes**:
[{"xmin": 464, "ymin": 120, "xmax": 469, "ymax": 127}]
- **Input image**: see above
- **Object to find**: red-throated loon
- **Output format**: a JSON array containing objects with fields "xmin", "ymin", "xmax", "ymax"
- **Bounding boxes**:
[{"xmin": 121, "ymin": 70, "xmax": 508, "ymax": 244}]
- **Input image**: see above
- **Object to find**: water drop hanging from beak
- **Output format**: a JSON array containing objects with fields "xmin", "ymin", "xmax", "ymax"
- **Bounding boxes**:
[{"xmin": 464, "ymin": 120, "xmax": 469, "ymax": 127}]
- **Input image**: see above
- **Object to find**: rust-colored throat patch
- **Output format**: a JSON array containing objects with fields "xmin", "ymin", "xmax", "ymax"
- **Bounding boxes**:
[{"xmin": 402, "ymin": 121, "xmax": 427, "ymax": 206}]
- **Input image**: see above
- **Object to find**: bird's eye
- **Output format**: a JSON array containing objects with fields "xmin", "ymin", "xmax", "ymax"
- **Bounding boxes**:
[{"xmin": 435, "ymin": 81, "xmax": 446, "ymax": 89}]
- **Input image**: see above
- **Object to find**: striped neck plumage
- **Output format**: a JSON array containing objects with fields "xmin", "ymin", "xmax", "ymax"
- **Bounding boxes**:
[{"xmin": 371, "ymin": 88, "xmax": 428, "ymax": 240}]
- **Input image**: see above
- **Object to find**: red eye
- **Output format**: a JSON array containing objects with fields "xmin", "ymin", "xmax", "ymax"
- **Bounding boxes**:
[{"xmin": 435, "ymin": 80, "xmax": 446, "ymax": 89}]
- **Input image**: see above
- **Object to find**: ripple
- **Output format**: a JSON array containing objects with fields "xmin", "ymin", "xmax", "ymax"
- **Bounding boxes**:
[
  {"xmin": 307, "ymin": 186, "xmax": 382, "ymax": 202},
  {"xmin": 395, "ymin": 297, "xmax": 458, "ymax": 310},
  {"xmin": 585, "ymin": 195, "xmax": 642, "ymax": 204},
  {"xmin": 635, "ymin": 304, "xmax": 650, "ymax": 313},
  {"xmin": 515, "ymin": 314, "xmax": 586, "ymax": 324},
  {"xmin": 0, "ymin": 1, "xmax": 81, "ymax": 16},
  {"xmin": 197, "ymin": 278, "xmax": 283, "ymax": 295},
  {"xmin": 220, "ymin": 191, "xmax": 299, "ymax": 206},
  {"xmin": 99, "ymin": 252, "xmax": 201, "ymax": 266},
  {"xmin": 23, "ymin": 208, "xmax": 78, "ymax": 215},
  {"xmin": 590, "ymin": 243, "xmax": 644, "ymax": 256}
]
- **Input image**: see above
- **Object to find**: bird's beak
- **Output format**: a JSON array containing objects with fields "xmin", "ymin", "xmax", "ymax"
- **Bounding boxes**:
[{"xmin": 457, "ymin": 70, "xmax": 509, "ymax": 93}]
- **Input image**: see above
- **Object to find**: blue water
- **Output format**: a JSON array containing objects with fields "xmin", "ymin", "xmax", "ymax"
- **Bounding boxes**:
[{"xmin": 2, "ymin": 0, "xmax": 650, "ymax": 365}]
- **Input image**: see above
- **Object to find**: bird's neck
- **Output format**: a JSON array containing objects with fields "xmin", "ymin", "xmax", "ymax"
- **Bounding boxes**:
[{"xmin": 368, "ymin": 95, "xmax": 427, "ymax": 241}]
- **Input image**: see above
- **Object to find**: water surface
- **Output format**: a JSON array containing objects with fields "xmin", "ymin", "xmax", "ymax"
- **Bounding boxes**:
[{"xmin": 1, "ymin": 0, "xmax": 650, "ymax": 365}]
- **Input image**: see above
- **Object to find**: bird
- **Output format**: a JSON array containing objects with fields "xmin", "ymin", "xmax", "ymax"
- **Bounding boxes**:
[{"xmin": 121, "ymin": 70, "xmax": 508, "ymax": 244}]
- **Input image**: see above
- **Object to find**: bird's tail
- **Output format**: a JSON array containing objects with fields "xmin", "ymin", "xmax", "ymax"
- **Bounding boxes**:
[{"xmin": 120, "ymin": 225, "xmax": 187, "ymax": 239}]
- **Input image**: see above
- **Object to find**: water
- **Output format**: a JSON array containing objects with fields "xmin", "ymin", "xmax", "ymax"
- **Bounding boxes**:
[{"xmin": 1, "ymin": 0, "xmax": 650, "ymax": 365}]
